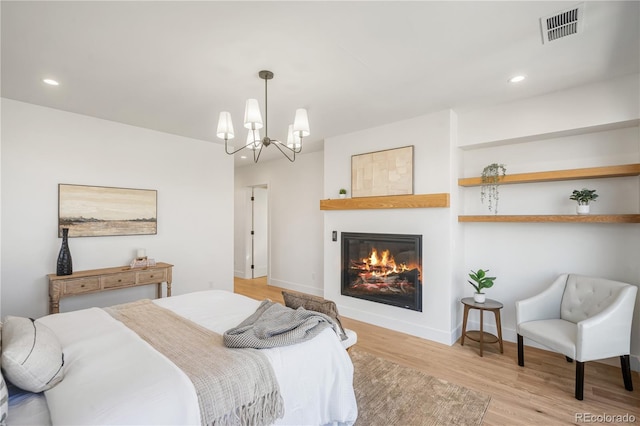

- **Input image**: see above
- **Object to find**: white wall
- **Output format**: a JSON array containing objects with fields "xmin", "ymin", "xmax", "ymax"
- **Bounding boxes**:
[
  {"xmin": 457, "ymin": 74, "xmax": 640, "ymax": 368},
  {"xmin": 458, "ymin": 73, "xmax": 640, "ymax": 148},
  {"xmin": 1, "ymin": 99, "xmax": 234, "ymax": 318},
  {"xmin": 323, "ymin": 110, "xmax": 459, "ymax": 344},
  {"xmin": 234, "ymin": 151, "xmax": 324, "ymax": 295}
]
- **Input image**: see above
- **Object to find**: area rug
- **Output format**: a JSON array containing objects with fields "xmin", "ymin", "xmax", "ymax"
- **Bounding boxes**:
[{"xmin": 351, "ymin": 348, "xmax": 491, "ymax": 426}]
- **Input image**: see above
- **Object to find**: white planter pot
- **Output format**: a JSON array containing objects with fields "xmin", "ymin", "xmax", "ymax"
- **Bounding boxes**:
[
  {"xmin": 576, "ymin": 204, "xmax": 590, "ymax": 215},
  {"xmin": 339, "ymin": 194, "xmax": 346, "ymax": 199},
  {"xmin": 473, "ymin": 293, "xmax": 486, "ymax": 303}
]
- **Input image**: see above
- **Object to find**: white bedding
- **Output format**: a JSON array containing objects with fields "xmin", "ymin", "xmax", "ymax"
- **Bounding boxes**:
[
  {"xmin": 34, "ymin": 290, "xmax": 357, "ymax": 425},
  {"xmin": 7, "ymin": 389, "xmax": 51, "ymax": 426}
]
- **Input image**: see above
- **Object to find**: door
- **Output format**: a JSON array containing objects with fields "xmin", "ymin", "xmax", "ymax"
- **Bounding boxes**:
[{"xmin": 251, "ymin": 186, "xmax": 268, "ymax": 278}]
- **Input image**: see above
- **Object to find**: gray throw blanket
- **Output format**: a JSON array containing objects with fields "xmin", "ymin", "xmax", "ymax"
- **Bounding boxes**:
[
  {"xmin": 105, "ymin": 299, "xmax": 283, "ymax": 426},
  {"xmin": 224, "ymin": 300, "xmax": 338, "ymax": 349}
]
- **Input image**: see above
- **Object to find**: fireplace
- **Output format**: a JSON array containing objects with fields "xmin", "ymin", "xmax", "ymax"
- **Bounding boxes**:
[{"xmin": 341, "ymin": 232, "xmax": 422, "ymax": 311}]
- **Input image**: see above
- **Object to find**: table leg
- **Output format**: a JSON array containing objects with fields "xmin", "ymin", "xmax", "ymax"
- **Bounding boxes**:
[
  {"xmin": 49, "ymin": 281, "xmax": 61, "ymax": 314},
  {"xmin": 461, "ymin": 305, "xmax": 470, "ymax": 346},
  {"xmin": 157, "ymin": 283, "xmax": 162, "ymax": 298},
  {"xmin": 167, "ymin": 280, "xmax": 172, "ymax": 297},
  {"xmin": 494, "ymin": 308, "xmax": 504, "ymax": 353},
  {"xmin": 479, "ymin": 309, "xmax": 484, "ymax": 357},
  {"xmin": 50, "ymin": 299, "xmax": 60, "ymax": 315}
]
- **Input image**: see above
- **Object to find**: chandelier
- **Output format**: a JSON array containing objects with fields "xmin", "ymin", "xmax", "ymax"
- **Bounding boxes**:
[{"xmin": 216, "ymin": 70, "xmax": 310, "ymax": 163}]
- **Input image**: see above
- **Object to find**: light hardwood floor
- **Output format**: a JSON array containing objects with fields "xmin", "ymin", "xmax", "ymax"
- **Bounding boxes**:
[{"xmin": 235, "ymin": 277, "xmax": 640, "ymax": 425}]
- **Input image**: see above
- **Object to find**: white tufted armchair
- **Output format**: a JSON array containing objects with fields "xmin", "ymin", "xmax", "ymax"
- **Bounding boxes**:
[{"xmin": 516, "ymin": 274, "xmax": 637, "ymax": 400}]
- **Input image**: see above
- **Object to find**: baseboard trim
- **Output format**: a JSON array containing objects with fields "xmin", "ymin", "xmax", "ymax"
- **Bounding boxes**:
[
  {"xmin": 339, "ymin": 305, "xmax": 452, "ymax": 345},
  {"xmin": 268, "ymin": 278, "xmax": 323, "ymax": 297}
]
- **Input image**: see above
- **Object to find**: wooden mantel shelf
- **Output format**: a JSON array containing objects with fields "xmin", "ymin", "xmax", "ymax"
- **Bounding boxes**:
[
  {"xmin": 458, "ymin": 164, "xmax": 640, "ymax": 187},
  {"xmin": 320, "ymin": 193, "xmax": 450, "ymax": 210},
  {"xmin": 458, "ymin": 215, "xmax": 640, "ymax": 223}
]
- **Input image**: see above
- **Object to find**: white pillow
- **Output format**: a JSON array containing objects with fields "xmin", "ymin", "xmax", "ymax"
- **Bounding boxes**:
[
  {"xmin": 1, "ymin": 369, "xmax": 8, "ymax": 426},
  {"xmin": 1, "ymin": 316, "xmax": 64, "ymax": 392}
]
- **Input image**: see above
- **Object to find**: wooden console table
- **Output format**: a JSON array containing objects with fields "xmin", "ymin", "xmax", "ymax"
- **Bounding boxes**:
[{"xmin": 48, "ymin": 262, "xmax": 173, "ymax": 314}]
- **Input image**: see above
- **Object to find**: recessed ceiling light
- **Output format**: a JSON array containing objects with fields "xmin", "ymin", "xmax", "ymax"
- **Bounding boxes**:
[
  {"xmin": 240, "ymin": 155, "xmax": 247, "ymax": 159},
  {"xmin": 508, "ymin": 75, "xmax": 526, "ymax": 83},
  {"xmin": 43, "ymin": 78, "xmax": 60, "ymax": 86}
]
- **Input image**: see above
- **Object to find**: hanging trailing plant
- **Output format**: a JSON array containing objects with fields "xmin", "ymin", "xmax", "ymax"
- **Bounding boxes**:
[{"xmin": 480, "ymin": 163, "xmax": 507, "ymax": 214}]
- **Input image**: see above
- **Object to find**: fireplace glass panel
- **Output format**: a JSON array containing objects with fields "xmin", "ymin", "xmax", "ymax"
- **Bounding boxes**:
[{"xmin": 341, "ymin": 232, "xmax": 422, "ymax": 311}]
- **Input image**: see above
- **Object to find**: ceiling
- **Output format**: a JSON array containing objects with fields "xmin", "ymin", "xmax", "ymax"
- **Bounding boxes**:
[{"xmin": 2, "ymin": 1, "xmax": 639, "ymax": 166}]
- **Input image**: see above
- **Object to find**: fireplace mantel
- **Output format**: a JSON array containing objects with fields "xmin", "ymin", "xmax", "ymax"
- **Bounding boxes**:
[{"xmin": 320, "ymin": 193, "xmax": 450, "ymax": 210}]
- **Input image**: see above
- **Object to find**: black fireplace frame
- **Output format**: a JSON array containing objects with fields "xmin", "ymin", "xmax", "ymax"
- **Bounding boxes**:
[{"xmin": 341, "ymin": 232, "xmax": 422, "ymax": 312}]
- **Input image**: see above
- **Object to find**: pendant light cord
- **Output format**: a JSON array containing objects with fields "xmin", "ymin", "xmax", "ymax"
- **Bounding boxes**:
[{"xmin": 264, "ymin": 75, "xmax": 268, "ymax": 141}]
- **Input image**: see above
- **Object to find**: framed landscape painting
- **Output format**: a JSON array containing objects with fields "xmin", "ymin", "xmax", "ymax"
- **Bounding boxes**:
[
  {"xmin": 58, "ymin": 184, "xmax": 157, "ymax": 237},
  {"xmin": 351, "ymin": 146, "xmax": 414, "ymax": 197}
]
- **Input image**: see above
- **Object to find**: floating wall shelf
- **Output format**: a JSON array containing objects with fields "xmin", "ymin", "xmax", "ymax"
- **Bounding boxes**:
[
  {"xmin": 458, "ymin": 215, "xmax": 640, "ymax": 224},
  {"xmin": 320, "ymin": 193, "xmax": 450, "ymax": 210},
  {"xmin": 458, "ymin": 163, "xmax": 640, "ymax": 223},
  {"xmin": 458, "ymin": 164, "xmax": 640, "ymax": 187}
]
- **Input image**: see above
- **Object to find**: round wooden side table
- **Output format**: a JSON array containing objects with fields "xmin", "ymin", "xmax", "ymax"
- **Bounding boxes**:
[{"xmin": 460, "ymin": 297, "xmax": 504, "ymax": 357}]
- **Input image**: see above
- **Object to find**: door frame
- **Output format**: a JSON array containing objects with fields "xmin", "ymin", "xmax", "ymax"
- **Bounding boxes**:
[{"xmin": 243, "ymin": 183, "xmax": 270, "ymax": 280}]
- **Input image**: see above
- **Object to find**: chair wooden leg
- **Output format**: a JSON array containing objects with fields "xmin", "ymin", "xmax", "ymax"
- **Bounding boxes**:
[
  {"xmin": 565, "ymin": 356, "xmax": 573, "ymax": 363},
  {"xmin": 575, "ymin": 361, "xmax": 584, "ymax": 400},
  {"xmin": 620, "ymin": 355, "xmax": 633, "ymax": 391},
  {"xmin": 517, "ymin": 334, "xmax": 524, "ymax": 366}
]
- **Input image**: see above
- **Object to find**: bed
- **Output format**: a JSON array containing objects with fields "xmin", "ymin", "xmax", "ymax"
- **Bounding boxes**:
[{"xmin": 3, "ymin": 290, "xmax": 358, "ymax": 425}]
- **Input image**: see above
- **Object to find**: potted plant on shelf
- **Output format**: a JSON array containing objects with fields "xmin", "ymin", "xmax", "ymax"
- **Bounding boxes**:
[
  {"xmin": 339, "ymin": 188, "xmax": 347, "ymax": 199},
  {"xmin": 480, "ymin": 163, "xmax": 507, "ymax": 214},
  {"xmin": 468, "ymin": 269, "xmax": 496, "ymax": 304},
  {"xmin": 569, "ymin": 188, "xmax": 598, "ymax": 215}
]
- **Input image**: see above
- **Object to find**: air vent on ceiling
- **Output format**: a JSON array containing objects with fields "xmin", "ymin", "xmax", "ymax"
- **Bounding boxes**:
[{"xmin": 540, "ymin": 3, "xmax": 584, "ymax": 44}]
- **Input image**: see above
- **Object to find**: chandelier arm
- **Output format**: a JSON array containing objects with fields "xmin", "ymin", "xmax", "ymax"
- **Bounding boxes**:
[
  {"xmin": 253, "ymin": 141, "xmax": 265, "ymax": 163},
  {"xmin": 273, "ymin": 141, "xmax": 295, "ymax": 153},
  {"xmin": 225, "ymin": 139, "xmax": 260, "ymax": 155},
  {"xmin": 292, "ymin": 137, "xmax": 304, "ymax": 154},
  {"xmin": 274, "ymin": 138, "xmax": 304, "ymax": 154},
  {"xmin": 271, "ymin": 140, "xmax": 296, "ymax": 162}
]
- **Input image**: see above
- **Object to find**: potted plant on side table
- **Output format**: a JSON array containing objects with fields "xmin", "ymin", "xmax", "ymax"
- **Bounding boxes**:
[
  {"xmin": 569, "ymin": 188, "xmax": 598, "ymax": 215},
  {"xmin": 468, "ymin": 269, "xmax": 496, "ymax": 303}
]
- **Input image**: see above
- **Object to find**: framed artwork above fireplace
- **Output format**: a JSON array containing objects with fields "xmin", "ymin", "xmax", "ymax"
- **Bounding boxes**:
[
  {"xmin": 341, "ymin": 232, "xmax": 422, "ymax": 311},
  {"xmin": 351, "ymin": 145, "xmax": 414, "ymax": 198}
]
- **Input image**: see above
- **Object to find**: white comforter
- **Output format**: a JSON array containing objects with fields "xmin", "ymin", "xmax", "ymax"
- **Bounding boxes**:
[{"xmin": 37, "ymin": 290, "xmax": 357, "ymax": 425}]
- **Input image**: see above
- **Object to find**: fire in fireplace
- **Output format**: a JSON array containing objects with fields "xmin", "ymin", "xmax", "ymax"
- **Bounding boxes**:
[{"xmin": 341, "ymin": 232, "xmax": 422, "ymax": 311}]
